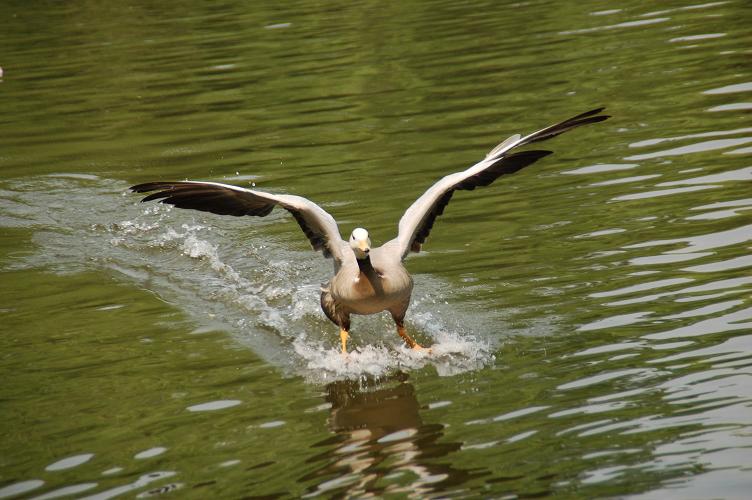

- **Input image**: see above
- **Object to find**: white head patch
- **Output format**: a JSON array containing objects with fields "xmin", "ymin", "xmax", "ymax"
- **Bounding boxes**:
[
  {"xmin": 352, "ymin": 227, "xmax": 369, "ymax": 241},
  {"xmin": 350, "ymin": 227, "xmax": 371, "ymax": 260}
]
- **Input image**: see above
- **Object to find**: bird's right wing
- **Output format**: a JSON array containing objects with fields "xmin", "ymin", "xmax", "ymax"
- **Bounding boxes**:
[
  {"xmin": 130, "ymin": 181, "xmax": 346, "ymax": 262},
  {"xmin": 394, "ymin": 108, "xmax": 609, "ymax": 259}
]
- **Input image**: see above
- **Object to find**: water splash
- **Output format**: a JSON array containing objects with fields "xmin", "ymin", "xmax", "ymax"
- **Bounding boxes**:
[
  {"xmin": 0, "ymin": 176, "xmax": 496, "ymax": 380},
  {"xmin": 293, "ymin": 329, "xmax": 493, "ymax": 383}
]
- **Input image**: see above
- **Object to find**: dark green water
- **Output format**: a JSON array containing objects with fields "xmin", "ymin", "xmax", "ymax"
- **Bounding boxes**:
[{"xmin": 2, "ymin": 0, "xmax": 752, "ymax": 498}]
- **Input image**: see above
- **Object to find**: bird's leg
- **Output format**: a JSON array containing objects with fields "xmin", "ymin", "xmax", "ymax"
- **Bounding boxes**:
[
  {"xmin": 393, "ymin": 317, "xmax": 424, "ymax": 350},
  {"xmin": 339, "ymin": 328, "xmax": 350, "ymax": 354},
  {"xmin": 398, "ymin": 326, "xmax": 425, "ymax": 350}
]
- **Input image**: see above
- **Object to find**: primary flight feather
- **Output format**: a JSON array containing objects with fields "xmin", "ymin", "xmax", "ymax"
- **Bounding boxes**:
[{"xmin": 131, "ymin": 108, "xmax": 609, "ymax": 352}]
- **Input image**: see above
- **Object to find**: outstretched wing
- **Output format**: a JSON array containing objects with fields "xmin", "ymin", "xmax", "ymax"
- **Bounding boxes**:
[
  {"xmin": 395, "ymin": 108, "xmax": 609, "ymax": 259},
  {"xmin": 130, "ymin": 181, "xmax": 345, "ymax": 261}
]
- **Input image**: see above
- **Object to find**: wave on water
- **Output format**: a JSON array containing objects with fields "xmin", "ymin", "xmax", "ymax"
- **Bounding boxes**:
[
  {"xmin": 294, "ymin": 330, "xmax": 493, "ymax": 382},
  {"xmin": 0, "ymin": 175, "xmax": 495, "ymax": 381}
]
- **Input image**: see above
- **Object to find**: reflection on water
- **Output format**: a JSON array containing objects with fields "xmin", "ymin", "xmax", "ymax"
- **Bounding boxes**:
[{"xmin": 302, "ymin": 376, "xmax": 472, "ymax": 497}]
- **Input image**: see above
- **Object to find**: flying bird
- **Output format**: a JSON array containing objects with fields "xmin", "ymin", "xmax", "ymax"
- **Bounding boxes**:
[{"xmin": 131, "ymin": 108, "xmax": 609, "ymax": 353}]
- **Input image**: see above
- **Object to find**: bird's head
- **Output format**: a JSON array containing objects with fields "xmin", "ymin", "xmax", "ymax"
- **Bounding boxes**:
[{"xmin": 349, "ymin": 227, "xmax": 371, "ymax": 260}]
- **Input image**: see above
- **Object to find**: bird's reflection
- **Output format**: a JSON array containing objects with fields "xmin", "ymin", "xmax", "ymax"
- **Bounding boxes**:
[{"xmin": 300, "ymin": 374, "xmax": 477, "ymax": 497}]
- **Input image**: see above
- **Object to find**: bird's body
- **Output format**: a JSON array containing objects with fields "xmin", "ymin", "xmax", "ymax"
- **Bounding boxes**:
[
  {"xmin": 321, "ymin": 240, "xmax": 412, "ymax": 321},
  {"xmin": 131, "ymin": 108, "xmax": 609, "ymax": 352}
]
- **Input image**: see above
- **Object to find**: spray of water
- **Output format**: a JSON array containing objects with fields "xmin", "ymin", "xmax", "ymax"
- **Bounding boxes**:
[{"xmin": 1, "ymin": 176, "xmax": 496, "ymax": 381}]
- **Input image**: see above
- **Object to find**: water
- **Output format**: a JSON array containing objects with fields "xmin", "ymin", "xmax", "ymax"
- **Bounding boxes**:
[{"xmin": 1, "ymin": 0, "xmax": 751, "ymax": 497}]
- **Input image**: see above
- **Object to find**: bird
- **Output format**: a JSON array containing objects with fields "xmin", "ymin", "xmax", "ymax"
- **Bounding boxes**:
[{"xmin": 130, "ymin": 108, "xmax": 609, "ymax": 354}]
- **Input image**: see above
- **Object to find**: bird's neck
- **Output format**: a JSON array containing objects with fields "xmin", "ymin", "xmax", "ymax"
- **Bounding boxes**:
[
  {"xmin": 357, "ymin": 256, "xmax": 373, "ymax": 273},
  {"xmin": 356, "ymin": 256, "xmax": 384, "ymax": 294}
]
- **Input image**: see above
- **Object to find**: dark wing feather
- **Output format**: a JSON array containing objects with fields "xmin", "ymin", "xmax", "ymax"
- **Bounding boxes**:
[
  {"xmin": 405, "ymin": 151, "xmax": 552, "ymax": 253},
  {"xmin": 410, "ymin": 190, "xmax": 454, "ymax": 253},
  {"xmin": 130, "ymin": 181, "xmax": 344, "ymax": 261},
  {"xmin": 396, "ymin": 108, "xmax": 609, "ymax": 258},
  {"xmin": 132, "ymin": 182, "xmax": 275, "ymax": 216},
  {"xmin": 455, "ymin": 150, "xmax": 553, "ymax": 190}
]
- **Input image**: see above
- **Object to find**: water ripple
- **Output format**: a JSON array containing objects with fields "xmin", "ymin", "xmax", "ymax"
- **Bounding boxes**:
[
  {"xmin": 703, "ymin": 81, "xmax": 752, "ymax": 94},
  {"xmin": 643, "ymin": 307, "xmax": 752, "ymax": 340},
  {"xmin": 625, "ymin": 223, "xmax": 752, "ymax": 254},
  {"xmin": 2, "ymin": 0, "xmax": 751, "ymax": 496},
  {"xmin": 624, "ymin": 137, "xmax": 752, "ymax": 160},
  {"xmin": 560, "ymin": 17, "xmax": 669, "ymax": 35}
]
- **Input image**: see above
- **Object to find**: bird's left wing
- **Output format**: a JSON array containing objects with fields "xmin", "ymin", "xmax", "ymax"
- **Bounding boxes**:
[
  {"xmin": 130, "ymin": 181, "xmax": 346, "ymax": 262},
  {"xmin": 394, "ymin": 108, "xmax": 609, "ymax": 259}
]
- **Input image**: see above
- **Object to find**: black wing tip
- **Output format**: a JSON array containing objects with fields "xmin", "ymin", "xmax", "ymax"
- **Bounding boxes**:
[
  {"xmin": 130, "ymin": 181, "xmax": 192, "ymax": 204},
  {"xmin": 524, "ymin": 108, "xmax": 610, "ymax": 144},
  {"xmin": 562, "ymin": 107, "xmax": 609, "ymax": 126},
  {"xmin": 130, "ymin": 181, "xmax": 177, "ymax": 193},
  {"xmin": 567, "ymin": 108, "xmax": 609, "ymax": 124},
  {"xmin": 572, "ymin": 114, "xmax": 611, "ymax": 127},
  {"xmin": 131, "ymin": 180, "xmax": 204, "ymax": 191},
  {"xmin": 571, "ymin": 107, "xmax": 607, "ymax": 120},
  {"xmin": 586, "ymin": 106, "xmax": 606, "ymax": 115}
]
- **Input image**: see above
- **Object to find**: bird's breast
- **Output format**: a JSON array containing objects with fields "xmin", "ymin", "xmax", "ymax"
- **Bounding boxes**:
[{"xmin": 332, "ymin": 263, "xmax": 412, "ymax": 314}]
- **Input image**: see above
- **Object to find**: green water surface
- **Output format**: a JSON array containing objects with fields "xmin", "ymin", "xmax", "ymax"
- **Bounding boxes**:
[{"xmin": 2, "ymin": 0, "xmax": 752, "ymax": 498}]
